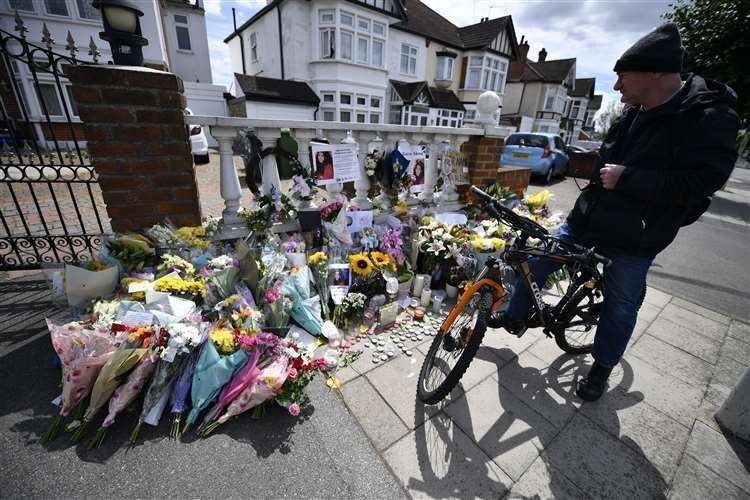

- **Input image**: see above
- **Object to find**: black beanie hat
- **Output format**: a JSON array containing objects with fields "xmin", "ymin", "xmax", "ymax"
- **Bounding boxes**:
[{"xmin": 613, "ymin": 23, "xmax": 684, "ymax": 73}]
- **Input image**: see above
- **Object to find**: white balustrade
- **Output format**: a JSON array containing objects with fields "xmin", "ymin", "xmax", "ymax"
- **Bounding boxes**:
[{"xmin": 188, "ymin": 112, "xmax": 508, "ymax": 237}]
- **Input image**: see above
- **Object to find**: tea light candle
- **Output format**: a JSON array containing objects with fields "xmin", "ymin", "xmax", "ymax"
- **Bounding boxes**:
[
  {"xmin": 414, "ymin": 306, "xmax": 425, "ymax": 321},
  {"xmin": 420, "ymin": 288, "xmax": 431, "ymax": 307},
  {"xmin": 413, "ymin": 275, "xmax": 425, "ymax": 297}
]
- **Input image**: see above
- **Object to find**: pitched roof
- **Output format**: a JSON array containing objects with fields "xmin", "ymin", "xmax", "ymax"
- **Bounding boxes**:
[
  {"xmin": 569, "ymin": 78, "xmax": 596, "ymax": 98},
  {"xmin": 233, "ymin": 74, "xmax": 320, "ymax": 105},
  {"xmin": 392, "ymin": 0, "xmax": 464, "ymax": 48},
  {"xmin": 522, "ymin": 58, "xmax": 576, "ymax": 84},
  {"xmin": 587, "ymin": 94, "xmax": 603, "ymax": 110},
  {"xmin": 389, "ymin": 80, "xmax": 464, "ymax": 110},
  {"xmin": 457, "ymin": 16, "xmax": 511, "ymax": 49}
]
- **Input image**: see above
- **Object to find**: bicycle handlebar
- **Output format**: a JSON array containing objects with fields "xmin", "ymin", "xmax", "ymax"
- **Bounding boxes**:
[{"xmin": 469, "ymin": 185, "xmax": 611, "ymax": 267}]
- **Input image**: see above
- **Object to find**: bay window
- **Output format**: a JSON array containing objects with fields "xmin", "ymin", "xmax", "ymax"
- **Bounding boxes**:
[
  {"xmin": 436, "ymin": 56, "xmax": 453, "ymax": 80},
  {"xmin": 544, "ymin": 86, "xmax": 567, "ymax": 114},
  {"xmin": 318, "ymin": 9, "xmax": 385, "ymax": 68},
  {"xmin": 357, "ymin": 36, "xmax": 369, "ymax": 64},
  {"xmin": 464, "ymin": 55, "xmax": 507, "ymax": 93},
  {"xmin": 340, "ymin": 31, "xmax": 352, "ymax": 60},
  {"xmin": 320, "ymin": 28, "xmax": 335, "ymax": 59},
  {"xmin": 372, "ymin": 39, "xmax": 384, "ymax": 67},
  {"xmin": 44, "ymin": 0, "xmax": 68, "ymax": 16}
]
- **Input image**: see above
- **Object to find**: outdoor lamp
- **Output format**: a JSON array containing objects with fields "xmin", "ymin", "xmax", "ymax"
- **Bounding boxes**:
[{"xmin": 92, "ymin": 0, "xmax": 148, "ymax": 66}]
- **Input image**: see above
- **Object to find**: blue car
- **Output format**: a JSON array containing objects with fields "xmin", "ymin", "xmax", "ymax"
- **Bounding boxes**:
[{"xmin": 501, "ymin": 132, "xmax": 569, "ymax": 184}]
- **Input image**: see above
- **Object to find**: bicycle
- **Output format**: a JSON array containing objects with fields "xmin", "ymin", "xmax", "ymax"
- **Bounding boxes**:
[{"xmin": 417, "ymin": 185, "xmax": 645, "ymax": 404}]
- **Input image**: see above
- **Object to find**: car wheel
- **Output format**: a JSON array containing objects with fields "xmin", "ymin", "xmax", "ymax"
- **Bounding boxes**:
[
  {"xmin": 194, "ymin": 153, "xmax": 210, "ymax": 165},
  {"xmin": 544, "ymin": 167, "xmax": 553, "ymax": 184}
]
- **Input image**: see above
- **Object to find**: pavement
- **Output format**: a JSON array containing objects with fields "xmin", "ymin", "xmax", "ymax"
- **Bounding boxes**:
[{"xmin": 0, "ymin": 158, "xmax": 748, "ymax": 498}]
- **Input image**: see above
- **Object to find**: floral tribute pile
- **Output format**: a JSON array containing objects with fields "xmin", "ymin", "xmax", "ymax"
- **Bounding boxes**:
[{"xmin": 42, "ymin": 181, "xmax": 564, "ymax": 449}]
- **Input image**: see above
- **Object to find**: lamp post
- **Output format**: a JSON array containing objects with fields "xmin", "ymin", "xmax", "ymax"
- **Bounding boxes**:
[{"xmin": 92, "ymin": 0, "xmax": 148, "ymax": 66}]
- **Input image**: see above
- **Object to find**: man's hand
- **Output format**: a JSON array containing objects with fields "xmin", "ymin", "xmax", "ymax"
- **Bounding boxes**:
[{"xmin": 600, "ymin": 163, "xmax": 626, "ymax": 189}]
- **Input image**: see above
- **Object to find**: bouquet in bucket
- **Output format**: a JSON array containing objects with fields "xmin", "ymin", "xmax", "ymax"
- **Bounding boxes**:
[
  {"xmin": 42, "ymin": 321, "xmax": 119, "ymax": 442},
  {"xmin": 308, "ymin": 251, "xmax": 330, "ymax": 320},
  {"xmin": 128, "ymin": 321, "xmax": 207, "ymax": 445}
]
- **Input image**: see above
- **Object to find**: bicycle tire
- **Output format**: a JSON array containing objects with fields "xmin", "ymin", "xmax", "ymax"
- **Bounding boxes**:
[
  {"xmin": 417, "ymin": 290, "xmax": 493, "ymax": 404},
  {"xmin": 554, "ymin": 282, "xmax": 647, "ymax": 354}
]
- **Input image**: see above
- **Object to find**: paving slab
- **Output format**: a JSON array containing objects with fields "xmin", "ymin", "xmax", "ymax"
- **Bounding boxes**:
[
  {"xmin": 729, "ymin": 321, "xmax": 750, "ymax": 343},
  {"xmin": 646, "ymin": 317, "xmax": 723, "ymax": 364},
  {"xmin": 645, "ymin": 286, "xmax": 673, "ymax": 308},
  {"xmin": 545, "ymin": 413, "xmax": 670, "ymax": 499},
  {"xmin": 720, "ymin": 336, "xmax": 750, "ymax": 366},
  {"xmin": 630, "ymin": 333, "xmax": 715, "ymax": 388},
  {"xmin": 640, "ymin": 300, "xmax": 665, "ymax": 323},
  {"xmin": 443, "ymin": 376, "xmax": 558, "ymax": 481},
  {"xmin": 507, "ymin": 454, "xmax": 591, "ymax": 500},
  {"xmin": 705, "ymin": 353, "xmax": 748, "ymax": 407},
  {"xmin": 382, "ymin": 412, "xmax": 513, "ymax": 499},
  {"xmin": 685, "ymin": 420, "xmax": 750, "ymax": 494},
  {"xmin": 660, "ymin": 303, "xmax": 729, "ymax": 341},
  {"xmin": 340, "ymin": 376, "xmax": 409, "ymax": 451},
  {"xmin": 669, "ymin": 296, "xmax": 732, "ymax": 325},
  {"xmin": 364, "ymin": 349, "xmax": 428, "ymax": 430},
  {"xmin": 669, "ymin": 455, "xmax": 750, "ymax": 500},
  {"xmin": 581, "ymin": 386, "xmax": 691, "ymax": 482},
  {"xmin": 494, "ymin": 351, "xmax": 581, "ymax": 430},
  {"xmin": 481, "ymin": 326, "xmax": 544, "ymax": 362}
]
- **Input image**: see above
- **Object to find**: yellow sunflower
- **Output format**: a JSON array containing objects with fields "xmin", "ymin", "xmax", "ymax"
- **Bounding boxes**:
[
  {"xmin": 349, "ymin": 253, "xmax": 374, "ymax": 276},
  {"xmin": 369, "ymin": 251, "xmax": 389, "ymax": 268}
]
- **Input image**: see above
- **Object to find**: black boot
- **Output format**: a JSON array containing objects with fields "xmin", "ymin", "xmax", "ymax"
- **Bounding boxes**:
[
  {"xmin": 576, "ymin": 362, "xmax": 613, "ymax": 401},
  {"xmin": 487, "ymin": 311, "xmax": 525, "ymax": 336}
]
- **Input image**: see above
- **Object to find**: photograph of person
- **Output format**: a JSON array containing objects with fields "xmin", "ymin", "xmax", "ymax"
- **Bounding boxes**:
[
  {"xmin": 328, "ymin": 264, "xmax": 351, "ymax": 287},
  {"xmin": 314, "ymin": 150, "xmax": 334, "ymax": 183},
  {"xmin": 412, "ymin": 158, "xmax": 425, "ymax": 185}
]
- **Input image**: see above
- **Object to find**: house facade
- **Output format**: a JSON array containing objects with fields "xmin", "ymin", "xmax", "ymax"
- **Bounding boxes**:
[
  {"xmin": 224, "ymin": 0, "xmax": 520, "ymax": 127},
  {"xmin": 0, "ymin": 0, "xmax": 216, "ymax": 144},
  {"xmin": 502, "ymin": 38, "xmax": 602, "ymax": 137}
]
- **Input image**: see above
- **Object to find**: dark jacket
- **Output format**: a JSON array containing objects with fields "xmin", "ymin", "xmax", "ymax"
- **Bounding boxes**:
[{"xmin": 567, "ymin": 74, "xmax": 739, "ymax": 257}]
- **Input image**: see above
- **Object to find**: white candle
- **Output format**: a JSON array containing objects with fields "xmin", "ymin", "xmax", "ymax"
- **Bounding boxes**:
[
  {"xmin": 432, "ymin": 295, "xmax": 443, "ymax": 313},
  {"xmin": 420, "ymin": 288, "xmax": 431, "ymax": 307},
  {"xmin": 413, "ymin": 275, "xmax": 425, "ymax": 297},
  {"xmin": 422, "ymin": 274, "xmax": 432, "ymax": 290}
]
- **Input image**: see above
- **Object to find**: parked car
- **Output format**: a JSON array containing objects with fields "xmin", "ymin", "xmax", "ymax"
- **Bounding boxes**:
[
  {"xmin": 184, "ymin": 107, "xmax": 209, "ymax": 165},
  {"xmin": 501, "ymin": 132, "xmax": 569, "ymax": 184}
]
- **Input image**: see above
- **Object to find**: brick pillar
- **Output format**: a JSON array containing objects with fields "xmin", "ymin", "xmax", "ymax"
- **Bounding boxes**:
[
  {"xmin": 461, "ymin": 135, "xmax": 531, "ymax": 196},
  {"xmin": 66, "ymin": 65, "xmax": 201, "ymax": 232}
]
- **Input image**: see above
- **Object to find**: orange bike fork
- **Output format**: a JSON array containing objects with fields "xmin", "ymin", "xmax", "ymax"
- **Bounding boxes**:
[{"xmin": 439, "ymin": 278, "xmax": 507, "ymax": 338}]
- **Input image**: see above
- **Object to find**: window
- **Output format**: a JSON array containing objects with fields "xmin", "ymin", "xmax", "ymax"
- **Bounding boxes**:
[
  {"xmin": 9, "ymin": 0, "xmax": 34, "ymax": 12},
  {"xmin": 320, "ymin": 28, "xmax": 335, "ymax": 59},
  {"xmin": 356, "ymin": 95, "xmax": 367, "ymax": 106},
  {"xmin": 465, "ymin": 55, "xmax": 507, "ymax": 92},
  {"xmin": 372, "ymin": 39, "xmax": 383, "ymax": 67},
  {"xmin": 44, "ymin": 0, "xmax": 68, "ymax": 16},
  {"xmin": 323, "ymin": 110, "xmax": 335, "ymax": 121},
  {"xmin": 249, "ymin": 33, "xmax": 258, "ymax": 62},
  {"xmin": 571, "ymin": 100, "xmax": 581, "ymax": 119},
  {"xmin": 436, "ymin": 56, "xmax": 453, "ymax": 80},
  {"xmin": 340, "ymin": 11, "xmax": 353, "ymax": 26},
  {"xmin": 357, "ymin": 17, "xmax": 370, "ymax": 32},
  {"xmin": 357, "ymin": 36, "xmax": 369, "ymax": 64},
  {"xmin": 319, "ymin": 9, "xmax": 334, "ymax": 24},
  {"xmin": 464, "ymin": 109, "xmax": 476, "ymax": 122},
  {"xmin": 373, "ymin": 22, "xmax": 385, "ymax": 36},
  {"xmin": 371, "ymin": 97, "xmax": 380, "ymax": 108},
  {"xmin": 400, "ymin": 44, "xmax": 417, "ymax": 75},
  {"xmin": 322, "ymin": 93, "xmax": 335, "ymax": 103},
  {"xmin": 340, "ymin": 31, "xmax": 352, "ymax": 60},
  {"xmin": 543, "ymin": 86, "xmax": 566, "ymax": 113},
  {"xmin": 175, "ymin": 15, "xmax": 191, "ymax": 51},
  {"xmin": 76, "ymin": 0, "xmax": 99, "ymax": 19},
  {"xmin": 356, "ymin": 112, "xmax": 366, "ymax": 123},
  {"xmin": 340, "ymin": 93, "xmax": 351, "ymax": 105},
  {"xmin": 36, "ymin": 83, "xmax": 63, "ymax": 116},
  {"xmin": 64, "ymin": 85, "xmax": 78, "ymax": 117},
  {"xmin": 340, "ymin": 110, "xmax": 351, "ymax": 122},
  {"xmin": 467, "ymin": 56, "xmax": 482, "ymax": 88},
  {"xmin": 370, "ymin": 113, "xmax": 380, "ymax": 124}
]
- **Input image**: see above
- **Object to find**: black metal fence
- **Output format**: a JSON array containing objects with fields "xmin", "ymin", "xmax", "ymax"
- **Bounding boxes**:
[{"xmin": 0, "ymin": 14, "xmax": 109, "ymax": 271}]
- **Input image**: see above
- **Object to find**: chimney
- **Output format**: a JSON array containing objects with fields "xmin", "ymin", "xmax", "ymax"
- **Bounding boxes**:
[
  {"xmin": 538, "ymin": 48, "xmax": 548, "ymax": 62},
  {"xmin": 509, "ymin": 36, "xmax": 530, "ymax": 80}
]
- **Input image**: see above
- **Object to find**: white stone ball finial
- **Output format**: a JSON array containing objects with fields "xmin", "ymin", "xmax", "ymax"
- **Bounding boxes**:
[{"xmin": 476, "ymin": 91, "xmax": 501, "ymax": 125}]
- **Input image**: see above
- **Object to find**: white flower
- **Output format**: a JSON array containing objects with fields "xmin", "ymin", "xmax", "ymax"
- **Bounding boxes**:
[
  {"xmin": 447, "ymin": 244, "xmax": 462, "ymax": 259},
  {"xmin": 427, "ymin": 241, "xmax": 445, "ymax": 254},
  {"xmin": 209, "ymin": 255, "xmax": 234, "ymax": 269},
  {"xmin": 291, "ymin": 175, "xmax": 311, "ymax": 198}
]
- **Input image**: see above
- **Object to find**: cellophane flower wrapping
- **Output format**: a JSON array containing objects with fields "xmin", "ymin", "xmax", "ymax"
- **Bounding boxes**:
[
  {"xmin": 217, "ymin": 356, "xmax": 290, "ymax": 425},
  {"xmin": 281, "ymin": 268, "xmax": 322, "ymax": 335},
  {"xmin": 102, "ymin": 353, "xmax": 157, "ymax": 428}
]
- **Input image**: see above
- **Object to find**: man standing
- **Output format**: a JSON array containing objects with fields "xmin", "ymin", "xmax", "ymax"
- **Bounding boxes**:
[{"xmin": 491, "ymin": 23, "xmax": 739, "ymax": 401}]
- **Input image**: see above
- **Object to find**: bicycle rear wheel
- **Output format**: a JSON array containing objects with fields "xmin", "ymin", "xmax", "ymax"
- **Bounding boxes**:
[{"xmin": 417, "ymin": 289, "xmax": 493, "ymax": 404}]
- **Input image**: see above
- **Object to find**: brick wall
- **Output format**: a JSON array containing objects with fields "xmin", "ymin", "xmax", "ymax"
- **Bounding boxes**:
[
  {"xmin": 461, "ymin": 135, "xmax": 531, "ymax": 196},
  {"xmin": 67, "ymin": 65, "xmax": 201, "ymax": 233}
]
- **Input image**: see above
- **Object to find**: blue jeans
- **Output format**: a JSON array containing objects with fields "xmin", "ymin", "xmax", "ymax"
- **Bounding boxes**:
[{"xmin": 505, "ymin": 224, "xmax": 652, "ymax": 368}]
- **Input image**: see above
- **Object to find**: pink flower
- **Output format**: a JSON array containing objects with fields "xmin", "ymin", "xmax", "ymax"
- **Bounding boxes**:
[
  {"xmin": 289, "ymin": 403, "xmax": 300, "ymax": 416},
  {"xmin": 264, "ymin": 286, "xmax": 281, "ymax": 303},
  {"xmin": 288, "ymin": 367, "xmax": 298, "ymax": 381}
]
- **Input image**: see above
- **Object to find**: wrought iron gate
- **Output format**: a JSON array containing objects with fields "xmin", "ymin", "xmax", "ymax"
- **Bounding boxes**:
[{"xmin": 0, "ymin": 15, "xmax": 109, "ymax": 271}]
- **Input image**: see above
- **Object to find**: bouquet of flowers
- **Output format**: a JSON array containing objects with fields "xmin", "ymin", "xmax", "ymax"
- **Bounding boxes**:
[
  {"xmin": 129, "ymin": 322, "xmax": 207, "ymax": 444},
  {"xmin": 513, "ymin": 189, "xmax": 565, "ymax": 232},
  {"xmin": 203, "ymin": 257, "xmax": 241, "ymax": 307},
  {"xmin": 168, "ymin": 351, "xmax": 198, "ymax": 438},
  {"xmin": 153, "ymin": 274, "xmax": 206, "ymax": 299},
  {"xmin": 157, "ymin": 253, "xmax": 195, "ymax": 277},
  {"xmin": 416, "ymin": 219, "xmax": 469, "ymax": 274},
  {"xmin": 181, "ymin": 326, "xmax": 249, "ymax": 432},
  {"xmin": 42, "ymin": 321, "xmax": 119, "ymax": 442},
  {"xmin": 308, "ymin": 251, "xmax": 330, "ymax": 320},
  {"xmin": 263, "ymin": 282, "xmax": 292, "ymax": 329},
  {"xmin": 332, "ymin": 292, "xmax": 367, "ymax": 329},
  {"xmin": 281, "ymin": 234, "xmax": 306, "ymax": 268},
  {"xmin": 320, "ymin": 201, "xmax": 343, "ymax": 223}
]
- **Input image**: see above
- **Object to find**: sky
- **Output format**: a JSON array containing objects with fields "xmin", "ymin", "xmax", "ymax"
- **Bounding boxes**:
[{"xmin": 202, "ymin": 0, "xmax": 675, "ymax": 114}]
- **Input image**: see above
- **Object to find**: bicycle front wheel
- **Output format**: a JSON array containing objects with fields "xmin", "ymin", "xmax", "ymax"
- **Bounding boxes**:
[{"xmin": 417, "ymin": 289, "xmax": 493, "ymax": 404}]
